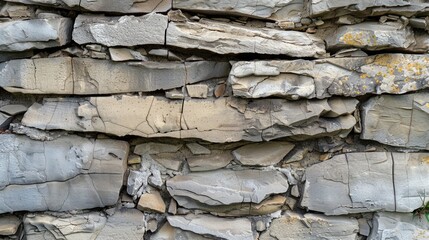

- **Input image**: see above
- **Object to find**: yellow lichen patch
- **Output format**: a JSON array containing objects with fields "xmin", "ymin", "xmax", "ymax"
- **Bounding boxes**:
[
  {"xmin": 422, "ymin": 156, "xmax": 429, "ymax": 164},
  {"xmin": 360, "ymin": 73, "xmax": 368, "ymax": 79},
  {"xmin": 405, "ymin": 62, "xmax": 425, "ymax": 76},
  {"xmin": 340, "ymin": 31, "xmax": 369, "ymax": 46}
]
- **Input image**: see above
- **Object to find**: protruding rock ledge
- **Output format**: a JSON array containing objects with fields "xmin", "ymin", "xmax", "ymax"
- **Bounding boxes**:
[
  {"xmin": 0, "ymin": 17, "xmax": 73, "ymax": 52},
  {"xmin": 361, "ymin": 92, "xmax": 429, "ymax": 149},
  {"xmin": 301, "ymin": 152, "xmax": 429, "ymax": 215},
  {"xmin": 21, "ymin": 96, "xmax": 357, "ymax": 143},
  {"xmin": 229, "ymin": 54, "xmax": 429, "ymax": 99},
  {"xmin": 0, "ymin": 134, "xmax": 129, "ymax": 213}
]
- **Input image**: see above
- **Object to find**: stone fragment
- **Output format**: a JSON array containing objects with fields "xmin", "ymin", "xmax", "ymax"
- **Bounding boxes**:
[
  {"xmin": 109, "ymin": 48, "xmax": 148, "ymax": 62},
  {"xmin": 97, "ymin": 208, "xmax": 145, "ymax": 239},
  {"xmin": 167, "ymin": 169, "xmax": 289, "ymax": 208},
  {"xmin": 22, "ymin": 96, "xmax": 357, "ymax": 143},
  {"xmin": 361, "ymin": 93, "xmax": 429, "ymax": 149},
  {"xmin": 0, "ymin": 215, "xmax": 20, "ymax": 236},
  {"xmin": 232, "ymin": 141, "xmax": 294, "ymax": 166},
  {"xmin": 173, "ymin": 0, "xmax": 303, "ymax": 22},
  {"xmin": 135, "ymin": 143, "xmax": 182, "ymax": 155},
  {"xmin": 369, "ymin": 212, "xmax": 429, "ymax": 240},
  {"xmin": 187, "ymin": 150, "xmax": 233, "ymax": 171},
  {"xmin": 0, "ymin": 50, "xmax": 33, "ymax": 63},
  {"xmin": 167, "ymin": 18, "xmax": 326, "ymax": 57},
  {"xmin": 229, "ymin": 54, "xmax": 429, "ymax": 99},
  {"xmin": 325, "ymin": 22, "xmax": 414, "ymax": 51},
  {"xmin": 186, "ymin": 143, "xmax": 210, "ymax": 155},
  {"xmin": 151, "ymin": 222, "xmax": 211, "ymax": 240},
  {"xmin": 291, "ymin": 185, "xmax": 300, "ymax": 197},
  {"xmin": 0, "ymin": 2, "xmax": 34, "ymax": 18},
  {"xmin": 186, "ymin": 84, "xmax": 208, "ymax": 98},
  {"xmin": 151, "ymin": 153, "xmax": 184, "ymax": 171},
  {"xmin": 0, "ymin": 104, "xmax": 27, "ymax": 116},
  {"xmin": 167, "ymin": 214, "xmax": 254, "ymax": 240},
  {"xmin": 0, "ymin": 134, "xmax": 128, "ymax": 213},
  {"xmin": 0, "ymin": 17, "xmax": 72, "ymax": 52},
  {"xmin": 73, "ymin": 14, "xmax": 167, "ymax": 47},
  {"xmin": 137, "ymin": 191, "xmax": 166, "ymax": 213},
  {"xmin": 260, "ymin": 211, "xmax": 359, "ymax": 240},
  {"xmin": 301, "ymin": 152, "xmax": 429, "ymax": 215},
  {"xmin": 127, "ymin": 154, "xmax": 142, "ymax": 165},
  {"xmin": 147, "ymin": 219, "xmax": 158, "ymax": 232},
  {"xmin": 166, "ymin": 89, "xmax": 185, "ymax": 99}
]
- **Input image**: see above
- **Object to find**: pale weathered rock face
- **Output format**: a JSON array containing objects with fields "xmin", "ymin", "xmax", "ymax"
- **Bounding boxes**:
[
  {"xmin": 152, "ymin": 222, "xmax": 211, "ymax": 240},
  {"xmin": 302, "ymin": 152, "xmax": 429, "ymax": 215},
  {"xmin": 0, "ymin": 57, "xmax": 230, "ymax": 94},
  {"xmin": 0, "ymin": 215, "xmax": 20, "ymax": 236},
  {"xmin": 73, "ymin": 14, "xmax": 168, "ymax": 47},
  {"xmin": 229, "ymin": 54, "xmax": 429, "ymax": 99},
  {"xmin": 361, "ymin": 92, "xmax": 429, "ymax": 149},
  {"xmin": 260, "ymin": 211, "xmax": 359, "ymax": 240},
  {"xmin": 166, "ymin": 169, "xmax": 289, "ymax": 208},
  {"xmin": 173, "ymin": 0, "xmax": 304, "ymax": 22},
  {"xmin": 167, "ymin": 18, "xmax": 326, "ymax": 57},
  {"xmin": 21, "ymin": 96, "xmax": 357, "ymax": 142},
  {"xmin": 5, "ymin": 0, "xmax": 171, "ymax": 13},
  {"xmin": 369, "ymin": 212, "xmax": 429, "ymax": 240},
  {"xmin": 0, "ymin": 17, "xmax": 73, "ymax": 51},
  {"xmin": 0, "ymin": 134, "xmax": 128, "ymax": 213},
  {"xmin": 167, "ymin": 214, "xmax": 254, "ymax": 240},
  {"xmin": 232, "ymin": 141, "xmax": 295, "ymax": 166}
]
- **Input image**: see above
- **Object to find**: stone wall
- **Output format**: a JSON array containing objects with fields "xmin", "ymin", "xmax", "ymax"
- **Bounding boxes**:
[{"xmin": 0, "ymin": 0, "xmax": 428, "ymax": 239}]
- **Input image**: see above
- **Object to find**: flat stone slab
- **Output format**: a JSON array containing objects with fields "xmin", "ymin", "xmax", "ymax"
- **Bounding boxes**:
[
  {"xmin": 369, "ymin": 212, "xmax": 429, "ymax": 240},
  {"xmin": 21, "ymin": 96, "xmax": 357, "ymax": 143},
  {"xmin": 361, "ymin": 92, "xmax": 429, "ymax": 149},
  {"xmin": 301, "ymin": 152, "xmax": 429, "ymax": 215},
  {"xmin": 0, "ymin": 134, "xmax": 128, "ymax": 213},
  {"xmin": 229, "ymin": 54, "xmax": 429, "ymax": 99}
]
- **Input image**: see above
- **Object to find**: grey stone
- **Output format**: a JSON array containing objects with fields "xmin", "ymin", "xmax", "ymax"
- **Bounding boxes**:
[
  {"xmin": 0, "ymin": 215, "xmax": 20, "ymax": 236},
  {"xmin": 361, "ymin": 93, "xmax": 429, "ymax": 149},
  {"xmin": 186, "ymin": 84, "xmax": 208, "ymax": 98},
  {"xmin": 301, "ymin": 152, "xmax": 429, "ymax": 215},
  {"xmin": 21, "ymin": 96, "xmax": 357, "ymax": 143},
  {"xmin": 73, "ymin": 13, "xmax": 168, "ymax": 47},
  {"xmin": 186, "ymin": 143, "xmax": 210, "ymax": 155},
  {"xmin": 109, "ymin": 48, "xmax": 148, "ymax": 62},
  {"xmin": 96, "ymin": 208, "xmax": 145, "ymax": 240},
  {"xmin": 232, "ymin": 141, "xmax": 294, "ymax": 166},
  {"xmin": 0, "ymin": 17, "xmax": 72, "ymax": 52},
  {"xmin": 0, "ymin": 104, "xmax": 27, "ymax": 116},
  {"xmin": 187, "ymin": 150, "xmax": 233, "ymax": 171},
  {"xmin": 166, "ymin": 169, "xmax": 289, "ymax": 207},
  {"xmin": 173, "ymin": 0, "xmax": 304, "ymax": 22},
  {"xmin": 167, "ymin": 214, "xmax": 254, "ymax": 240},
  {"xmin": 369, "ymin": 212, "xmax": 429, "ymax": 240},
  {"xmin": 0, "ymin": 50, "xmax": 33, "ymax": 63},
  {"xmin": 0, "ymin": 2, "xmax": 35, "ymax": 18},
  {"xmin": 166, "ymin": 18, "xmax": 326, "ymax": 57},
  {"xmin": 134, "ymin": 143, "xmax": 182, "ymax": 155},
  {"xmin": 151, "ymin": 222, "xmax": 212, "ymax": 240},
  {"xmin": 229, "ymin": 54, "xmax": 429, "ymax": 99},
  {"xmin": 260, "ymin": 211, "xmax": 359, "ymax": 240},
  {"xmin": 0, "ymin": 134, "xmax": 128, "ymax": 213}
]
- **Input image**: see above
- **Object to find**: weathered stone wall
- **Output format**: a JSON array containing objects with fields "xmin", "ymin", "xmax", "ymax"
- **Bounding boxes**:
[{"xmin": 0, "ymin": 0, "xmax": 428, "ymax": 239}]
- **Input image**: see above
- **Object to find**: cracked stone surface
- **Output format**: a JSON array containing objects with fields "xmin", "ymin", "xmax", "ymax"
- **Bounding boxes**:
[
  {"xmin": 166, "ymin": 18, "xmax": 326, "ymax": 57},
  {"xmin": 368, "ymin": 212, "xmax": 429, "ymax": 240},
  {"xmin": 0, "ymin": 57, "xmax": 230, "ymax": 94},
  {"xmin": 167, "ymin": 214, "xmax": 254, "ymax": 240},
  {"xmin": 232, "ymin": 141, "xmax": 295, "ymax": 166},
  {"xmin": 166, "ymin": 169, "xmax": 289, "ymax": 208},
  {"xmin": 301, "ymin": 152, "xmax": 429, "ymax": 215},
  {"xmin": 173, "ymin": 0, "xmax": 304, "ymax": 22},
  {"xmin": 0, "ymin": 17, "xmax": 72, "ymax": 52},
  {"xmin": 5, "ymin": 0, "xmax": 171, "ymax": 13},
  {"xmin": 260, "ymin": 211, "xmax": 359, "ymax": 240},
  {"xmin": 361, "ymin": 92, "xmax": 429, "ymax": 149},
  {"xmin": 229, "ymin": 54, "xmax": 429, "ymax": 99},
  {"xmin": 73, "ymin": 13, "xmax": 168, "ymax": 47},
  {"xmin": 0, "ymin": 134, "xmax": 128, "ymax": 213},
  {"xmin": 152, "ymin": 222, "xmax": 211, "ymax": 240},
  {"xmin": 21, "ymin": 96, "xmax": 357, "ymax": 143}
]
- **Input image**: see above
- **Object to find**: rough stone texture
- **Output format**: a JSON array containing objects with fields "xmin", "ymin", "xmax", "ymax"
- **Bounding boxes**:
[
  {"xmin": 369, "ymin": 212, "xmax": 429, "ymax": 240},
  {"xmin": 5, "ymin": 0, "xmax": 171, "ymax": 13},
  {"xmin": 0, "ymin": 215, "xmax": 20, "ymax": 236},
  {"xmin": 21, "ymin": 96, "xmax": 357, "ymax": 143},
  {"xmin": 0, "ymin": 17, "xmax": 73, "ymax": 51},
  {"xmin": 173, "ymin": 0, "xmax": 304, "ymax": 22},
  {"xmin": 361, "ymin": 92, "xmax": 429, "ymax": 149},
  {"xmin": 166, "ymin": 169, "xmax": 289, "ymax": 208},
  {"xmin": 167, "ymin": 214, "xmax": 254, "ymax": 240},
  {"xmin": 325, "ymin": 22, "xmax": 414, "ymax": 51},
  {"xmin": 0, "ymin": 134, "xmax": 128, "ymax": 213},
  {"xmin": 301, "ymin": 152, "xmax": 429, "ymax": 215},
  {"xmin": 229, "ymin": 54, "xmax": 429, "ymax": 99},
  {"xmin": 73, "ymin": 13, "xmax": 168, "ymax": 47},
  {"xmin": 232, "ymin": 141, "xmax": 295, "ymax": 166},
  {"xmin": 0, "ymin": 57, "xmax": 230, "ymax": 94},
  {"xmin": 260, "ymin": 211, "xmax": 359, "ymax": 240},
  {"xmin": 187, "ymin": 150, "xmax": 233, "ymax": 171},
  {"xmin": 167, "ymin": 18, "xmax": 326, "ymax": 57},
  {"xmin": 137, "ymin": 191, "xmax": 166, "ymax": 213},
  {"xmin": 152, "ymin": 222, "xmax": 211, "ymax": 240}
]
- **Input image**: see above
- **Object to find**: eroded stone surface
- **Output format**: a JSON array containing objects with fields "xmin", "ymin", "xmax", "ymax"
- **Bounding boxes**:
[
  {"xmin": 229, "ymin": 54, "xmax": 429, "ymax": 99},
  {"xmin": 369, "ymin": 212, "xmax": 429, "ymax": 240},
  {"xmin": 0, "ymin": 215, "xmax": 20, "ymax": 236},
  {"xmin": 260, "ymin": 211, "xmax": 359, "ymax": 240},
  {"xmin": 152, "ymin": 222, "xmax": 211, "ymax": 240},
  {"xmin": 232, "ymin": 141, "xmax": 295, "ymax": 166},
  {"xmin": 361, "ymin": 93, "xmax": 429, "ymax": 149},
  {"xmin": 0, "ymin": 134, "xmax": 128, "ymax": 213},
  {"xmin": 22, "ymin": 96, "xmax": 357, "ymax": 143},
  {"xmin": 301, "ymin": 152, "xmax": 429, "ymax": 215}
]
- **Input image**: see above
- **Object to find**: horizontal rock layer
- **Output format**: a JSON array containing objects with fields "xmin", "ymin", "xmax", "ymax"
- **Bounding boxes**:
[
  {"xmin": 21, "ymin": 96, "xmax": 357, "ymax": 142},
  {"xmin": 0, "ymin": 134, "xmax": 128, "ymax": 213},
  {"xmin": 302, "ymin": 152, "xmax": 429, "ymax": 215},
  {"xmin": 229, "ymin": 54, "xmax": 429, "ymax": 99}
]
